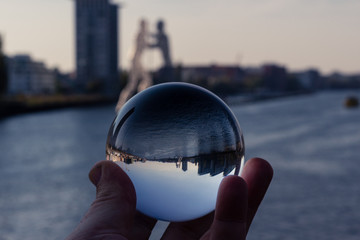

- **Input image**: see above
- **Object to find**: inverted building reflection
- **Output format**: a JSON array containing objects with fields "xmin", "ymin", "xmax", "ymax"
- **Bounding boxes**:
[{"xmin": 106, "ymin": 146, "xmax": 241, "ymax": 177}]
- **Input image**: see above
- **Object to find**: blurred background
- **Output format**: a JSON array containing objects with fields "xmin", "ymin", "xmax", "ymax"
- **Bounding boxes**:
[{"xmin": 0, "ymin": 0, "xmax": 359, "ymax": 239}]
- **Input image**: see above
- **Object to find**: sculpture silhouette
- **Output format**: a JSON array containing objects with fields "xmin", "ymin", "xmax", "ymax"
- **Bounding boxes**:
[
  {"xmin": 115, "ymin": 19, "xmax": 152, "ymax": 112},
  {"xmin": 149, "ymin": 20, "xmax": 172, "ymax": 67},
  {"xmin": 115, "ymin": 19, "xmax": 173, "ymax": 112}
]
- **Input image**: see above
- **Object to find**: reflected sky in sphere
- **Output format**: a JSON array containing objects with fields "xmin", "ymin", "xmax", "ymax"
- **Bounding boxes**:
[{"xmin": 106, "ymin": 83, "xmax": 245, "ymax": 222}]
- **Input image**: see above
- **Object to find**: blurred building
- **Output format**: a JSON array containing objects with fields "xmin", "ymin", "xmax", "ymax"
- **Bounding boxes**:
[
  {"xmin": 294, "ymin": 69, "xmax": 324, "ymax": 90},
  {"xmin": 181, "ymin": 65, "xmax": 244, "ymax": 84},
  {"xmin": 6, "ymin": 55, "xmax": 56, "ymax": 95},
  {"xmin": 180, "ymin": 65, "xmax": 245, "ymax": 94},
  {"xmin": 75, "ymin": 0, "xmax": 119, "ymax": 96},
  {"xmin": 53, "ymin": 68, "xmax": 76, "ymax": 94},
  {"xmin": 0, "ymin": 34, "xmax": 8, "ymax": 95},
  {"xmin": 261, "ymin": 64, "xmax": 289, "ymax": 92},
  {"xmin": 325, "ymin": 72, "xmax": 360, "ymax": 89}
]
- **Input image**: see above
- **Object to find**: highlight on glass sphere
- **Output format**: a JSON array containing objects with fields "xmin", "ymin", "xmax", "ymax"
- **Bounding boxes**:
[{"xmin": 106, "ymin": 82, "xmax": 245, "ymax": 222}]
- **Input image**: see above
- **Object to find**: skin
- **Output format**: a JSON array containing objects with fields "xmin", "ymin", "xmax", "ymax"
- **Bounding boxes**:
[{"xmin": 66, "ymin": 157, "xmax": 273, "ymax": 240}]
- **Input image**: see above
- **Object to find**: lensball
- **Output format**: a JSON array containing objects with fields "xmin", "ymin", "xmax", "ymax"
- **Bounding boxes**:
[{"xmin": 106, "ymin": 82, "xmax": 244, "ymax": 222}]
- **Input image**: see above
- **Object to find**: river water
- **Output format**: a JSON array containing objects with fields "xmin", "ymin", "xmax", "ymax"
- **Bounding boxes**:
[{"xmin": 0, "ymin": 90, "xmax": 359, "ymax": 240}]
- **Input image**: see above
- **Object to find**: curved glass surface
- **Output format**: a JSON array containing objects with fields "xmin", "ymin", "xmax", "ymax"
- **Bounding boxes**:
[{"xmin": 106, "ymin": 83, "xmax": 245, "ymax": 221}]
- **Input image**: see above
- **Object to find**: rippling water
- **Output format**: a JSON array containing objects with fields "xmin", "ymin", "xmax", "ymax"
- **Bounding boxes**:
[{"xmin": 0, "ymin": 90, "xmax": 359, "ymax": 240}]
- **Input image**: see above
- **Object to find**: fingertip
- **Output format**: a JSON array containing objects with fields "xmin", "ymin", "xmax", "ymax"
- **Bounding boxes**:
[
  {"xmin": 89, "ymin": 160, "xmax": 133, "ymax": 186},
  {"xmin": 247, "ymin": 157, "xmax": 272, "ymax": 169},
  {"xmin": 88, "ymin": 160, "xmax": 136, "ymax": 203},
  {"xmin": 242, "ymin": 157, "xmax": 273, "ymax": 183},
  {"xmin": 89, "ymin": 161, "xmax": 105, "ymax": 186}
]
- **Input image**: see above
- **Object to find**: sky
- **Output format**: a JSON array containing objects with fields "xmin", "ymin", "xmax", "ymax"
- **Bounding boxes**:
[{"xmin": 0, "ymin": 0, "xmax": 359, "ymax": 75}]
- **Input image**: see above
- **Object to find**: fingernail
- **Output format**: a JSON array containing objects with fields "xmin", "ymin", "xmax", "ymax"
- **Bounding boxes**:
[{"xmin": 89, "ymin": 163, "xmax": 102, "ymax": 186}]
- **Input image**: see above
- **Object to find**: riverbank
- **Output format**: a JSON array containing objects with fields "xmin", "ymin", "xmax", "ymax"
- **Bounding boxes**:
[
  {"xmin": 0, "ymin": 91, "xmax": 314, "ymax": 118},
  {"xmin": 224, "ymin": 90, "xmax": 314, "ymax": 105},
  {"xmin": 0, "ymin": 94, "xmax": 115, "ymax": 118}
]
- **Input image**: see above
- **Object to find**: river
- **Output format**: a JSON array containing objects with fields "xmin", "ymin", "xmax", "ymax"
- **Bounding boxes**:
[{"xmin": 0, "ymin": 90, "xmax": 359, "ymax": 239}]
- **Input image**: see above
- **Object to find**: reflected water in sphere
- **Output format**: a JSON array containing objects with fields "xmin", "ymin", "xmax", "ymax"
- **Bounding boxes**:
[{"xmin": 106, "ymin": 83, "xmax": 245, "ymax": 222}]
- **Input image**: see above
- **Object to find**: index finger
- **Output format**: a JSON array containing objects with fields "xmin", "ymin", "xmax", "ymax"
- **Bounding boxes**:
[{"xmin": 241, "ymin": 157, "xmax": 273, "ymax": 232}]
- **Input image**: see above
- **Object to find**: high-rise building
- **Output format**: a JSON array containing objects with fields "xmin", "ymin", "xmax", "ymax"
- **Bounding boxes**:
[{"xmin": 75, "ymin": 0, "xmax": 119, "ymax": 96}]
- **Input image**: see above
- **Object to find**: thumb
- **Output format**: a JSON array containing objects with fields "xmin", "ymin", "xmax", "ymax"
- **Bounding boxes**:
[{"xmin": 66, "ymin": 160, "xmax": 136, "ymax": 240}]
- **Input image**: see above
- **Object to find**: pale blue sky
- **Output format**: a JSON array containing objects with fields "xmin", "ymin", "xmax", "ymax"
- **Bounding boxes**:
[{"xmin": 0, "ymin": 0, "xmax": 359, "ymax": 74}]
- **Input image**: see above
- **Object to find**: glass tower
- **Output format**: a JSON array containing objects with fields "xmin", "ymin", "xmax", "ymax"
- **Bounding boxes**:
[{"xmin": 75, "ymin": 0, "xmax": 119, "ymax": 96}]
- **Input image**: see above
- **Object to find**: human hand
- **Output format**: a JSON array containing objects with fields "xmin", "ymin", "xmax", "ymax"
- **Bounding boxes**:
[{"xmin": 66, "ymin": 157, "xmax": 273, "ymax": 240}]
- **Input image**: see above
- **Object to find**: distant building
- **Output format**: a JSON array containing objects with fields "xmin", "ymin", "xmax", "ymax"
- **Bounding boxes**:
[
  {"xmin": 0, "ymin": 34, "xmax": 8, "ymax": 95},
  {"xmin": 181, "ymin": 65, "xmax": 244, "ymax": 84},
  {"xmin": 294, "ymin": 69, "xmax": 323, "ymax": 90},
  {"xmin": 75, "ymin": 0, "xmax": 119, "ymax": 96},
  {"xmin": 53, "ymin": 68, "xmax": 76, "ymax": 94},
  {"xmin": 7, "ymin": 55, "xmax": 56, "ymax": 95},
  {"xmin": 325, "ymin": 72, "xmax": 360, "ymax": 89},
  {"xmin": 180, "ymin": 65, "xmax": 245, "ymax": 94},
  {"xmin": 261, "ymin": 64, "xmax": 288, "ymax": 92}
]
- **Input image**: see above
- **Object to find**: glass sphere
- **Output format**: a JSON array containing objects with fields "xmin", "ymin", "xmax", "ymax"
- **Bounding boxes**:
[{"xmin": 106, "ymin": 83, "xmax": 244, "ymax": 222}]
